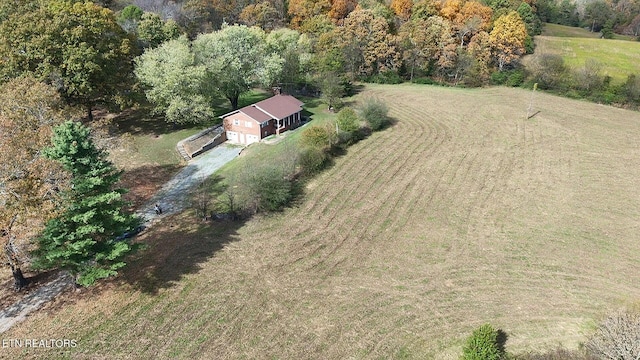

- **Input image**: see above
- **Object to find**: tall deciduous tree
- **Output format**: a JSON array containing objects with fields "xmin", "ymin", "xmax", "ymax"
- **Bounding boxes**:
[
  {"xmin": 239, "ymin": 1, "xmax": 282, "ymax": 30},
  {"xmin": 0, "ymin": 1, "xmax": 137, "ymax": 120},
  {"xmin": 265, "ymin": 28, "xmax": 313, "ymax": 88},
  {"xmin": 399, "ymin": 16, "xmax": 457, "ymax": 79},
  {"xmin": 583, "ymin": 0, "xmax": 614, "ymax": 32},
  {"xmin": 0, "ymin": 77, "xmax": 68, "ymax": 291},
  {"xmin": 454, "ymin": 1, "xmax": 493, "ymax": 46},
  {"xmin": 137, "ymin": 12, "xmax": 181, "ymax": 48},
  {"xmin": 193, "ymin": 24, "xmax": 283, "ymax": 110},
  {"xmin": 339, "ymin": 9, "xmax": 401, "ymax": 78},
  {"xmin": 489, "ymin": 11, "xmax": 527, "ymax": 71},
  {"xmin": 135, "ymin": 36, "xmax": 213, "ymax": 125},
  {"xmin": 328, "ymin": 0, "xmax": 358, "ymax": 24},
  {"xmin": 288, "ymin": 0, "xmax": 331, "ymax": 28},
  {"xmin": 391, "ymin": 0, "xmax": 414, "ymax": 21},
  {"xmin": 32, "ymin": 121, "xmax": 140, "ymax": 287}
]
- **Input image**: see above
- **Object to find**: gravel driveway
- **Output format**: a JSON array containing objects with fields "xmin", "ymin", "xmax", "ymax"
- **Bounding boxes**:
[{"xmin": 140, "ymin": 143, "xmax": 242, "ymax": 222}]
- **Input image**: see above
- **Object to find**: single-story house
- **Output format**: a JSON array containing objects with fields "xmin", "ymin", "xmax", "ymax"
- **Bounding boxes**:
[{"xmin": 221, "ymin": 94, "xmax": 304, "ymax": 145}]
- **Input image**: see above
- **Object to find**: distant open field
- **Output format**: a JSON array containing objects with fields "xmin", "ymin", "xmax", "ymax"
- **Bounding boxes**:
[
  {"xmin": 533, "ymin": 23, "xmax": 640, "ymax": 83},
  {"xmin": 3, "ymin": 84, "xmax": 640, "ymax": 359}
]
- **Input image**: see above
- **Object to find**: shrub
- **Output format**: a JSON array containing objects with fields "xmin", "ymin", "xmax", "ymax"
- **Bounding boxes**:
[
  {"xmin": 491, "ymin": 71, "xmax": 509, "ymax": 85},
  {"xmin": 623, "ymin": 74, "xmax": 640, "ymax": 103},
  {"xmin": 336, "ymin": 107, "xmax": 360, "ymax": 134},
  {"xmin": 573, "ymin": 59, "xmax": 605, "ymax": 92},
  {"xmin": 529, "ymin": 54, "xmax": 566, "ymax": 90},
  {"xmin": 506, "ymin": 69, "xmax": 526, "ymax": 87},
  {"xmin": 461, "ymin": 324, "xmax": 506, "ymax": 360},
  {"xmin": 247, "ymin": 165, "xmax": 294, "ymax": 213},
  {"xmin": 586, "ymin": 309, "xmax": 640, "ymax": 360},
  {"xmin": 359, "ymin": 97, "xmax": 390, "ymax": 131},
  {"xmin": 300, "ymin": 125, "xmax": 334, "ymax": 149},
  {"xmin": 298, "ymin": 146, "xmax": 328, "ymax": 176},
  {"xmin": 365, "ymin": 70, "xmax": 403, "ymax": 84}
]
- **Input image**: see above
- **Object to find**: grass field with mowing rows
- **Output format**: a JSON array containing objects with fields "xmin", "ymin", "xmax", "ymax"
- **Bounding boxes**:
[{"xmin": 4, "ymin": 84, "xmax": 640, "ymax": 359}]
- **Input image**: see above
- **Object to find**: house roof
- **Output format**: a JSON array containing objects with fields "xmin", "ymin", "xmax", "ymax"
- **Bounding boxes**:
[{"xmin": 221, "ymin": 94, "xmax": 304, "ymax": 123}]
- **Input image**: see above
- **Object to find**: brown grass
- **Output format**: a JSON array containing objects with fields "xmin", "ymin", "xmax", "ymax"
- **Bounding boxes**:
[{"xmin": 3, "ymin": 84, "xmax": 640, "ymax": 359}]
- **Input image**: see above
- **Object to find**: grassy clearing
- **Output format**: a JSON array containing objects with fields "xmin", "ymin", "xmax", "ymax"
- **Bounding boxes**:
[
  {"xmin": 533, "ymin": 24, "xmax": 640, "ymax": 83},
  {"xmin": 4, "ymin": 84, "xmax": 640, "ymax": 359}
]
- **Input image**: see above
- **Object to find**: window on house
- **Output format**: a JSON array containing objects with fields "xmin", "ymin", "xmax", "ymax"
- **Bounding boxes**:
[
  {"xmin": 233, "ymin": 119, "xmax": 239, "ymax": 126},
  {"xmin": 246, "ymin": 121, "xmax": 252, "ymax": 128}
]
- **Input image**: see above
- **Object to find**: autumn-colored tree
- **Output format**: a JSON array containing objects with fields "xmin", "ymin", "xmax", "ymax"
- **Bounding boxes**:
[
  {"xmin": 440, "ymin": 0, "xmax": 463, "ymax": 21},
  {"xmin": 288, "ymin": 0, "xmax": 331, "ymax": 28},
  {"xmin": 454, "ymin": 1, "xmax": 493, "ymax": 43},
  {"xmin": 0, "ymin": 77, "xmax": 68, "ymax": 290},
  {"xmin": 391, "ymin": 0, "xmax": 413, "ymax": 21},
  {"xmin": 399, "ymin": 15, "xmax": 458, "ymax": 79},
  {"xmin": 339, "ymin": 9, "xmax": 401, "ymax": 78},
  {"xmin": 204, "ymin": 0, "xmax": 239, "ymax": 22},
  {"xmin": 457, "ymin": 1, "xmax": 493, "ymax": 29},
  {"xmin": 328, "ymin": 0, "xmax": 358, "ymax": 24},
  {"xmin": 489, "ymin": 10, "xmax": 527, "ymax": 71},
  {"xmin": 239, "ymin": 1, "xmax": 283, "ymax": 30},
  {"xmin": 467, "ymin": 31, "xmax": 493, "ymax": 82}
]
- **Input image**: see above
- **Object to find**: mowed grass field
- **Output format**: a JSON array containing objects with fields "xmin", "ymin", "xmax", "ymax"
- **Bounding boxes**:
[
  {"xmin": 533, "ymin": 23, "xmax": 640, "ymax": 83},
  {"xmin": 4, "ymin": 84, "xmax": 640, "ymax": 359}
]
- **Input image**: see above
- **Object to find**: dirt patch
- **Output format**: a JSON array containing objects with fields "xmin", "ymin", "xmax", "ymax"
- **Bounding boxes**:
[{"xmin": 118, "ymin": 164, "xmax": 182, "ymax": 211}]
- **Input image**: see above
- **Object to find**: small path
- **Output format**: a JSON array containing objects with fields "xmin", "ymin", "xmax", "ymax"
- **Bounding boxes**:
[
  {"xmin": 0, "ymin": 143, "xmax": 242, "ymax": 334},
  {"xmin": 0, "ymin": 273, "xmax": 74, "ymax": 333}
]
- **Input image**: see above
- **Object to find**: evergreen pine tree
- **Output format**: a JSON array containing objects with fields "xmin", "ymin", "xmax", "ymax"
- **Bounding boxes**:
[{"xmin": 32, "ymin": 121, "xmax": 140, "ymax": 286}]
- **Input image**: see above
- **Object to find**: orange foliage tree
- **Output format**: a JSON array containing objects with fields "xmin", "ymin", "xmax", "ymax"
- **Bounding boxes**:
[
  {"xmin": 239, "ymin": 1, "xmax": 282, "ymax": 30},
  {"xmin": 440, "ymin": 0, "xmax": 463, "ymax": 21},
  {"xmin": 454, "ymin": 1, "xmax": 493, "ymax": 46},
  {"xmin": 391, "ymin": 0, "xmax": 414, "ymax": 21},
  {"xmin": 328, "ymin": 0, "xmax": 358, "ymax": 24},
  {"xmin": 489, "ymin": 10, "xmax": 527, "ymax": 70}
]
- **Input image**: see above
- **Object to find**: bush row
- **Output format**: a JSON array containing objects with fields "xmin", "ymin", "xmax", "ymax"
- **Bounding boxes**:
[
  {"xmin": 199, "ymin": 98, "xmax": 391, "ymax": 219},
  {"xmin": 298, "ymin": 98, "xmax": 391, "ymax": 176}
]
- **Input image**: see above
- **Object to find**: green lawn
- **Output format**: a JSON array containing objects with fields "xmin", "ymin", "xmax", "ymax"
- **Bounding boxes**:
[
  {"xmin": 533, "ymin": 24, "xmax": 640, "ymax": 83},
  {"xmin": 213, "ymin": 95, "xmax": 339, "ymax": 180}
]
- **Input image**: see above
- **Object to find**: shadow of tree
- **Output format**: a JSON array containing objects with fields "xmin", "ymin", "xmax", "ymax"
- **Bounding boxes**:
[
  {"xmin": 0, "ymin": 270, "xmax": 62, "ymax": 310},
  {"xmin": 497, "ymin": 329, "xmax": 509, "ymax": 356},
  {"xmin": 118, "ymin": 212, "xmax": 243, "ymax": 294}
]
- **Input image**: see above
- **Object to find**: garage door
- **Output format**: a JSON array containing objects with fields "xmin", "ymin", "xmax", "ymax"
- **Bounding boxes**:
[
  {"xmin": 246, "ymin": 135, "xmax": 259, "ymax": 145},
  {"xmin": 226, "ymin": 131, "xmax": 238, "ymax": 143}
]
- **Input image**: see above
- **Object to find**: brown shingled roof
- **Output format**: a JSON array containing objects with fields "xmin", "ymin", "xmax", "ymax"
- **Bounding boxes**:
[{"xmin": 221, "ymin": 94, "xmax": 304, "ymax": 123}]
